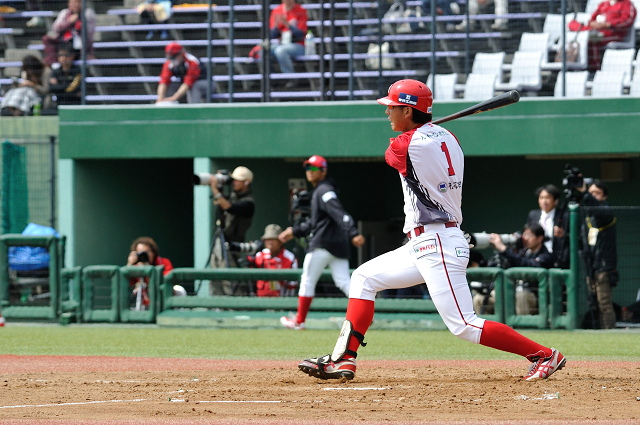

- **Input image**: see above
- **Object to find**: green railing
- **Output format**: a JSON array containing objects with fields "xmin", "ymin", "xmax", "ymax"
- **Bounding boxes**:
[
  {"xmin": 82, "ymin": 265, "xmax": 119, "ymax": 323},
  {"xmin": 0, "ymin": 234, "xmax": 63, "ymax": 320},
  {"xmin": 503, "ymin": 267, "xmax": 549, "ymax": 329},
  {"xmin": 119, "ymin": 265, "xmax": 164, "ymax": 323},
  {"xmin": 59, "ymin": 266, "xmax": 82, "ymax": 324},
  {"xmin": 467, "ymin": 267, "xmax": 505, "ymax": 324}
]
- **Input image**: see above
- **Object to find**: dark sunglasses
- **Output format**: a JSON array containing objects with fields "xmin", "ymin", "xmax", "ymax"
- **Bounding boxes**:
[{"xmin": 305, "ymin": 165, "xmax": 320, "ymax": 172}]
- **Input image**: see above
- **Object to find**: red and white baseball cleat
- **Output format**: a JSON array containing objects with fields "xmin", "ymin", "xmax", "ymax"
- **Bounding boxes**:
[
  {"xmin": 524, "ymin": 348, "xmax": 566, "ymax": 381},
  {"xmin": 280, "ymin": 314, "xmax": 306, "ymax": 330},
  {"xmin": 0, "ymin": 316, "xmax": 5, "ymax": 327},
  {"xmin": 298, "ymin": 354, "xmax": 356, "ymax": 380}
]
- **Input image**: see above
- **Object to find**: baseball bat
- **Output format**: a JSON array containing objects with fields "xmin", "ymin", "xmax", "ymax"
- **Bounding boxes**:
[{"xmin": 432, "ymin": 90, "xmax": 520, "ymax": 125}]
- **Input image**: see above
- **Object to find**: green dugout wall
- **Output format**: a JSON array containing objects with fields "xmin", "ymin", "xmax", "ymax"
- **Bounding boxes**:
[{"xmin": 58, "ymin": 98, "xmax": 640, "ymax": 304}]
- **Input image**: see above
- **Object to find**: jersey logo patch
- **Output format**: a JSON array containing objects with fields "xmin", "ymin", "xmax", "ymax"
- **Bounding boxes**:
[
  {"xmin": 438, "ymin": 182, "xmax": 447, "ymax": 192},
  {"xmin": 398, "ymin": 92, "xmax": 418, "ymax": 106},
  {"xmin": 413, "ymin": 238, "xmax": 438, "ymax": 259},
  {"xmin": 322, "ymin": 191, "xmax": 337, "ymax": 203},
  {"xmin": 455, "ymin": 247, "xmax": 470, "ymax": 258}
]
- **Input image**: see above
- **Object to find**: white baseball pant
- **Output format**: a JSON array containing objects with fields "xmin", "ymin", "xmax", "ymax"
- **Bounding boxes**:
[
  {"xmin": 349, "ymin": 223, "xmax": 486, "ymax": 344},
  {"xmin": 298, "ymin": 248, "xmax": 351, "ymax": 297}
]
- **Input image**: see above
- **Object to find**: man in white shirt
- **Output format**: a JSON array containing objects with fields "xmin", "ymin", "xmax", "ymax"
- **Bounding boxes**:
[{"xmin": 527, "ymin": 185, "xmax": 569, "ymax": 269}]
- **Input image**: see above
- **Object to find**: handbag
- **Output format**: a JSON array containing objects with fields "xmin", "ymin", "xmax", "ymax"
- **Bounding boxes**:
[{"xmin": 555, "ymin": 18, "xmax": 583, "ymax": 63}]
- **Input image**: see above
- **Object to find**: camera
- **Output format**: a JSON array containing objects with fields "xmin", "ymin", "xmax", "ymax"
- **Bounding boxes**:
[
  {"xmin": 192, "ymin": 170, "xmax": 232, "ymax": 188},
  {"xmin": 136, "ymin": 251, "xmax": 150, "ymax": 264},
  {"xmin": 227, "ymin": 240, "xmax": 263, "ymax": 253},
  {"xmin": 562, "ymin": 163, "xmax": 593, "ymax": 201},
  {"xmin": 471, "ymin": 231, "xmax": 522, "ymax": 250},
  {"xmin": 289, "ymin": 188, "xmax": 312, "ymax": 227}
]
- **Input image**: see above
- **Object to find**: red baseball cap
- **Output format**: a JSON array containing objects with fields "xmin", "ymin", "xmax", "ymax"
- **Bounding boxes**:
[
  {"xmin": 303, "ymin": 155, "xmax": 328, "ymax": 169},
  {"xmin": 165, "ymin": 41, "xmax": 183, "ymax": 58}
]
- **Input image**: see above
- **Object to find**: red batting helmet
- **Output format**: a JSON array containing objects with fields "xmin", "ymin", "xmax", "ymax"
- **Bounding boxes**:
[
  {"xmin": 377, "ymin": 79, "xmax": 433, "ymax": 114},
  {"xmin": 165, "ymin": 41, "xmax": 183, "ymax": 58},
  {"xmin": 303, "ymin": 155, "xmax": 328, "ymax": 169}
]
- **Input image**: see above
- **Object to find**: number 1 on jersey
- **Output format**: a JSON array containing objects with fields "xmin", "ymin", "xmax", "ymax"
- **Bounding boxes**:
[{"xmin": 440, "ymin": 142, "xmax": 456, "ymax": 176}]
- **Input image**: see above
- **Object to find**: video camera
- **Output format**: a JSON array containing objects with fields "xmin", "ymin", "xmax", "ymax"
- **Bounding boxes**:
[
  {"xmin": 192, "ymin": 169, "xmax": 232, "ymax": 190},
  {"xmin": 562, "ymin": 164, "xmax": 593, "ymax": 201},
  {"xmin": 289, "ymin": 188, "xmax": 312, "ymax": 227}
]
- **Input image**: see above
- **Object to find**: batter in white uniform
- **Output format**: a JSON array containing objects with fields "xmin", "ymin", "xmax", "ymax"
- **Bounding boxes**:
[{"xmin": 298, "ymin": 79, "xmax": 566, "ymax": 382}]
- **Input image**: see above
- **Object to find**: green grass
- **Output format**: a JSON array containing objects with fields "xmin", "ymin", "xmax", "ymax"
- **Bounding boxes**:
[{"xmin": 0, "ymin": 325, "xmax": 638, "ymax": 361}]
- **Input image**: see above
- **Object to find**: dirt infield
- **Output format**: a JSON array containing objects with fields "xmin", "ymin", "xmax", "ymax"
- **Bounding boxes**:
[{"xmin": 0, "ymin": 356, "xmax": 639, "ymax": 424}]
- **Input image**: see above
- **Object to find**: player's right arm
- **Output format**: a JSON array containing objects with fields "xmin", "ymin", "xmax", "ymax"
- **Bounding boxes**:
[{"xmin": 384, "ymin": 130, "xmax": 415, "ymax": 176}]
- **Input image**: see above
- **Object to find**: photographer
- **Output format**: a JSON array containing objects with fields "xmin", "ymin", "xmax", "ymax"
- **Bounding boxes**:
[
  {"xmin": 488, "ymin": 223, "xmax": 554, "ymax": 315},
  {"xmin": 527, "ymin": 184, "xmax": 570, "ymax": 269},
  {"xmin": 126, "ymin": 236, "xmax": 174, "ymax": 310},
  {"xmin": 244, "ymin": 224, "xmax": 299, "ymax": 297},
  {"xmin": 278, "ymin": 155, "xmax": 365, "ymax": 330},
  {"xmin": 209, "ymin": 166, "xmax": 255, "ymax": 246},
  {"xmin": 576, "ymin": 179, "xmax": 618, "ymax": 329}
]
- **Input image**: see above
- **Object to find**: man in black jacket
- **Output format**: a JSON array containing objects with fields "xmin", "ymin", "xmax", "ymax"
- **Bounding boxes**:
[
  {"xmin": 527, "ymin": 184, "xmax": 570, "ymax": 269},
  {"xmin": 488, "ymin": 223, "xmax": 554, "ymax": 315},
  {"xmin": 279, "ymin": 155, "xmax": 365, "ymax": 330},
  {"xmin": 576, "ymin": 179, "xmax": 617, "ymax": 329}
]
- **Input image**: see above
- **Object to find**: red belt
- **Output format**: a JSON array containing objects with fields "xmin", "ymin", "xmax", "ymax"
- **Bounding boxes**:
[{"xmin": 407, "ymin": 222, "xmax": 457, "ymax": 239}]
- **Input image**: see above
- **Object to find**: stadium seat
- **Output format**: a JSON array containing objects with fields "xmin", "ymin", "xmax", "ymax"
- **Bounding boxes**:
[
  {"xmin": 584, "ymin": 0, "xmax": 601, "ymax": 15},
  {"xmin": 463, "ymin": 73, "xmax": 497, "ymax": 101},
  {"xmin": 543, "ymin": 14, "xmax": 564, "ymax": 49},
  {"xmin": 427, "ymin": 73, "xmax": 458, "ymax": 100},
  {"xmin": 591, "ymin": 70, "xmax": 626, "ymax": 97},
  {"xmin": 600, "ymin": 48, "xmax": 635, "ymax": 86},
  {"xmin": 605, "ymin": 24, "xmax": 636, "ymax": 50},
  {"xmin": 471, "ymin": 51, "xmax": 505, "ymax": 83},
  {"xmin": 629, "ymin": 79, "xmax": 640, "ymax": 96},
  {"xmin": 497, "ymin": 51, "xmax": 543, "ymax": 92},
  {"xmin": 517, "ymin": 32, "xmax": 551, "ymax": 65},
  {"xmin": 554, "ymin": 71, "xmax": 589, "ymax": 98}
]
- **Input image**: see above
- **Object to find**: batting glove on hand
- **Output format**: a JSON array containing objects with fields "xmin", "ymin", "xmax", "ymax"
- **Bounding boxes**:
[{"xmin": 463, "ymin": 232, "xmax": 474, "ymax": 248}]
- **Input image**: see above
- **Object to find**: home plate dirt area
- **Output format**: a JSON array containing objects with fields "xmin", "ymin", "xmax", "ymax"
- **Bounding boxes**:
[{"xmin": 0, "ymin": 356, "xmax": 639, "ymax": 424}]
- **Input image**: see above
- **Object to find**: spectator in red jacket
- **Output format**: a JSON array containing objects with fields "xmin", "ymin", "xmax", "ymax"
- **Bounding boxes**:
[
  {"xmin": 253, "ymin": 224, "xmax": 299, "ymax": 297},
  {"xmin": 269, "ymin": 0, "xmax": 308, "ymax": 88},
  {"xmin": 587, "ymin": 0, "xmax": 637, "ymax": 70},
  {"xmin": 156, "ymin": 41, "xmax": 209, "ymax": 103}
]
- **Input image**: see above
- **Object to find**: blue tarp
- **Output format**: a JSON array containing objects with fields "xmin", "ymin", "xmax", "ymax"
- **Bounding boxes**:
[{"xmin": 8, "ymin": 223, "xmax": 60, "ymax": 271}]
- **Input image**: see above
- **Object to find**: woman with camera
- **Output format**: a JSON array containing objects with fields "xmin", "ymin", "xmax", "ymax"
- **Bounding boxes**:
[{"xmin": 126, "ymin": 237, "xmax": 175, "ymax": 310}]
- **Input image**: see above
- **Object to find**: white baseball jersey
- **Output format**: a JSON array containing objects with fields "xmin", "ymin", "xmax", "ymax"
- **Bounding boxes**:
[{"xmin": 385, "ymin": 122, "xmax": 464, "ymax": 234}]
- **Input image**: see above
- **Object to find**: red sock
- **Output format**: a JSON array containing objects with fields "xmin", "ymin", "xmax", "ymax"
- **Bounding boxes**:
[
  {"xmin": 479, "ymin": 320, "xmax": 552, "ymax": 361},
  {"xmin": 296, "ymin": 296, "xmax": 313, "ymax": 324},
  {"xmin": 344, "ymin": 298, "xmax": 375, "ymax": 358}
]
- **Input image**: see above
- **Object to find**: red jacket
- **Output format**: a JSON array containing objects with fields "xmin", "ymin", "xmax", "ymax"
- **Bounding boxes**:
[
  {"xmin": 159, "ymin": 52, "xmax": 201, "ymax": 88},
  {"xmin": 269, "ymin": 3, "xmax": 308, "ymax": 45},
  {"xmin": 589, "ymin": 0, "xmax": 637, "ymax": 38},
  {"xmin": 254, "ymin": 248, "xmax": 298, "ymax": 297}
]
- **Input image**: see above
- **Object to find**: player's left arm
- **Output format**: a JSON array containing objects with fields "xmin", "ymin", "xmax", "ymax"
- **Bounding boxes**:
[{"xmin": 319, "ymin": 188, "xmax": 360, "ymax": 240}]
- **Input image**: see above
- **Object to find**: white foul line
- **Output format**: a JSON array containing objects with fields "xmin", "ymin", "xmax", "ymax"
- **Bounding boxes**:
[
  {"xmin": 0, "ymin": 399, "xmax": 147, "ymax": 410},
  {"xmin": 323, "ymin": 387, "xmax": 387, "ymax": 391},
  {"xmin": 197, "ymin": 400, "xmax": 282, "ymax": 403}
]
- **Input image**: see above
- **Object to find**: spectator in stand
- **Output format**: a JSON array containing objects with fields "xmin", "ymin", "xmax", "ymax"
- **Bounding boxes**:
[
  {"xmin": 251, "ymin": 224, "xmax": 299, "ymax": 297},
  {"xmin": 487, "ymin": 223, "xmax": 554, "ymax": 315},
  {"xmin": 47, "ymin": 44, "xmax": 81, "ymax": 109},
  {"xmin": 42, "ymin": 0, "xmax": 96, "ymax": 66},
  {"xmin": 586, "ymin": 0, "xmax": 637, "ymax": 70},
  {"xmin": 156, "ymin": 42, "xmax": 209, "ymax": 104},
  {"xmin": 269, "ymin": 0, "xmax": 308, "ymax": 88},
  {"xmin": 527, "ymin": 184, "xmax": 570, "ymax": 269},
  {"xmin": 455, "ymin": 0, "xmax": 508, "ymax": 31},
  {"xmin": 0, "ymin": 55, "xmax": 50, "ymax": 116},
  {"xmin": 137, "ymin": 0, "xmax": 174, "ymax": 40}
]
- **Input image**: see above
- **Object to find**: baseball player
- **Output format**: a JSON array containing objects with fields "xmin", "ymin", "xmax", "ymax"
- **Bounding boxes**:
[
  {"xmin": 298, "ymin": 80, "xmax": 566, "ymax": 381},
  {"xmin": 279, "ymin": 155, "xmax": 366, "ymax": 330}
]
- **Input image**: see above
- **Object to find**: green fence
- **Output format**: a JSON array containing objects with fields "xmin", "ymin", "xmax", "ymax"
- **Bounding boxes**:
[
  {"xmin": 59, "ymin": 266, "xmax": 82, "ymax": 324},
  {"xmin": 82, "ymin": 265, "xmax": 119, "ymax": 323},
  {"xmin": 0, "ymin": 234, "xmax": 63, "ymax": 320},
  {"xmin": 119, "ymin": 265, "xmax": 164, "ymax": 323}
]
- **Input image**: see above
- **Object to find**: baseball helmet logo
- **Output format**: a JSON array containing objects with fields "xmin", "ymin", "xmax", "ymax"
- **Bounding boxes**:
[{"xmin": 377, "ymin": 79, "xmax": 433, "ymax": 114}]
